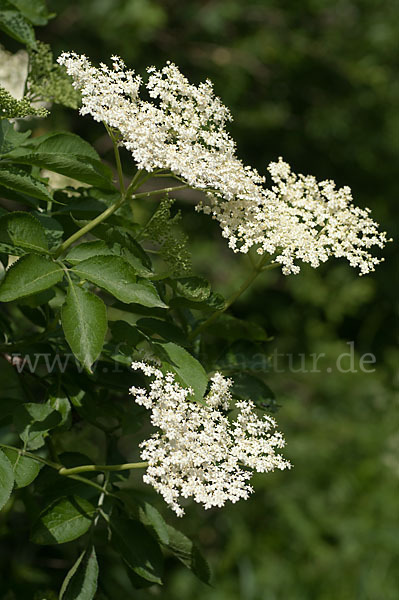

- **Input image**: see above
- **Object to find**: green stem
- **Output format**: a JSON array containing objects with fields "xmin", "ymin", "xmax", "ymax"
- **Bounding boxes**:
[
  {"xmin": 98, "ymin": 508, "xmax": 111, "ymax": 524},
  {"xmin": 52, "ymin": 196, "xmax": 125, "ymax": 258},
  {"xmin": 130, "ymin": 184, "xmax": 188, "ymax": 201},
  {"xmin": 189, "ymin": 255, "xmax": 279, "ymax": 340},
  {"xmin": 155, "ymin": 170, "xmax": 222, "ymax": 196},
  {"xmin": 111, "ymin": 133, "xmax": 126, "ymax": 194},
  {"xmin": 66, "ymin": 473, "xmax": 114, "ymax": 496},
  {"xmin": 58, "ymin": 461, "xmax": 148, "ymax": 476},
  {"xmin": 94, "ymin": 472, "xmax": 110, "ymax": 526},
  {"xmin": 52, "ymin": 184, "xmax": 189, "ymax": 259},
  {"xmin": 125, "ymin": 169, "xmax": 149, "ymax": 196}
]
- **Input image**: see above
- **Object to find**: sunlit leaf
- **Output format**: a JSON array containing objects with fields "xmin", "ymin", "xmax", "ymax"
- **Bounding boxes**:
[
  {"xmin": 31, "ymin": 496, "xmax": 95, "ymax": 545},
  {"xmin": 61, "ymin": 281, "xmax": 107, "ymax": 371}
]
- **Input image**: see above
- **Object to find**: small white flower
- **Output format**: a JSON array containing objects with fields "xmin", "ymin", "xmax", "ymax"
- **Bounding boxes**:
[{"xmin": 130, "ymin": 362, "xmax": 291, "ymax": 516}]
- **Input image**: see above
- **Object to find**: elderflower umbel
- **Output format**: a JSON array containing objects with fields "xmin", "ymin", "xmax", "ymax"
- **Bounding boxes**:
[
  {"xmin": 205, "ymin": 158, "xmax": 390, "ymax": 275},
  {"xmin": 130, "ymin": 362, "xmax": 291, "ymax": 516},
  {"xmin": 58, "ymin": 52, "xmax": 389, "ymax": 275}
]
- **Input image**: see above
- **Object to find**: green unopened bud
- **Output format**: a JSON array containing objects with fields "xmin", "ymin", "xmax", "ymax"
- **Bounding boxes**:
[
  {"xmin": 0, "ymin": 86, "xmax": 48, "ymax": 119},
  {"xmin": 26, "ymin": 42, "xmax": 81, "ymax": 109},
  {"xmin": 143, "ymin": 197, "xmax": 191, "ymax": 275}
]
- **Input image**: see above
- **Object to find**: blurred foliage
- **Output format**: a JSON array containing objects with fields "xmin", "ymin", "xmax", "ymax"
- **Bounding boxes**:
[
  {"xmin": 0, "ymin": 0, "xmax": 397, "ymax": 598},
  {"xmin": 26, "ymin": 41, "xmax": 81, "ymax": 108}
]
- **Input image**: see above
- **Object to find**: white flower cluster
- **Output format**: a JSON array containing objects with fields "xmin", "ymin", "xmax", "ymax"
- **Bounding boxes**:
[
  {"xmin": 58, "ymin": 52, "xmax": 389, "ymax": 275},
  {"xmin": 130, "ymin": 362, "xmax": 291, "ymax": 516},
  {"xmin": 57, "ymin": 52, "xmax": 261, "ymax": 192},
  {"xmin": 205, "ymin": 158, "xmax": 390, "ymax": 275}
]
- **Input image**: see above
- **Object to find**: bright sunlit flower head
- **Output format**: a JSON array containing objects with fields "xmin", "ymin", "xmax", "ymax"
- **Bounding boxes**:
[
  {"xmin": 203, "ymin": 158, "xmax": 390, "ymax": 275},
  {"xmin": 58, "ymin": 52, "xmax": 389, "ymax": 275},
  {"xmin": 130, "ymin": 362, "xmax": 291, "ymax": 516}
]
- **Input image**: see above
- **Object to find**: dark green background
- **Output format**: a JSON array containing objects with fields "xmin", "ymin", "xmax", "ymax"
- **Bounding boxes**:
[{"xmin": 2, "ymin": 1, "xmax": 398, "ymax": 598}]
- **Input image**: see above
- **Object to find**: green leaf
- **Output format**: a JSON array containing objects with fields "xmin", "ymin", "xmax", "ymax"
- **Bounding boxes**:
[
  {"xmin": 0, "ymin": 0, "xmax": 36, "ymax": 47},
  {"xmin": 156, "ymin": 342, "xmax": 208, "ymax": 402},
  {"xmin": 8, "ymin": 0, "xmax": 54, "ymax": 26},
  {"xmin": 66, "ymin": 240, "xmax": 152, "ymax": 277},
  {"xmin": 0, "ymin": 211, "xmax": 48, "ymax": 253},
  {"xmin": 33, "ymin": 212, "xmax": 64, "ymax": 248},
  {"xmin": 8, "ymin": 150, "xmax": 114, "ymax": 189},
  {"xmin": 115, "ymin": 491, "xmax": 170, "ymax": 546},
  {"xmin": 61, "ymin": 281, "xmax": 107, "ymax": 371},
  {"xmin": 0, "ymin": 165, "xmax": 52, "ymax": 203},
  {"xmin": 13, "ymin": 401, "xmax": 62, "ymax": 450},
  {"xmin": 31, "ymin": 496, "xmax": 96, "ymax": 545},
  {"xmin": 18, "ymin": 303, "xmax": 46, "ymax": 327},
  {"xmin": 0, "ymin": 254, "xmax": 63, "ymax": 302},
  {"xmin": 54, "ymin": 197, "xmax": 109, "ymax": 219},
  {"xmin": 0, "ymin": 355, "xmax": 25, "ymax": 407},
  {"xmin": 231, "ymin": 372, "xmax": 277, "ymax": 411},
  {"xmin": 0, "ymin": 120, "xmax": 30, "ymax": 154},
  {"xmin": 136, "ymin": 317, "xmax": 186, "ymax": 345},
  {"xmin": 92, "ymin": 224, "xmax": 152, "ymax": 270},
  {"xmin": 2, "ymin": 447, "xmax": 41, "ymax": 488},
  {"xmin": 19, "ymin": 286, "xmax": 54, "ymax": 307},
  {"xmin": 24, "ymin": 131, "xmax": 100, "ymax": 160},
  {"xmin": 66, "ymin": 241, "xmax": 117, "ymax": 265},
  {"xmin": 138, "ymin": 503, "xmax": 170, "ymax": 546},
  {"xmin": 110, "ymin": 516, "xmax": 163, "ymax": 585},
  {"xmin": 170, "ymin": 290, "xmax": 225, "ymax": 313},
  {"xmin": 109, "ymin": 320, "xmax": 145, "ymax": 348},
  {"xmin": 0, "ymin": 240, "xmax": 26, "ymax": 256},
  {"xmin": 172, "ymin": 276, "xmax": 211, "ymax": 302},
  {"xmin": 120, "ymin": 249, "xmax": 153, "ymax": 277},
  {"xmin": 72, "ymin": 256, "xmax": 167, "ymax": 307},
  {"xmin": 9, "ymin": 133, "xmax": 114, "ymax": 189},
  {"xmin": 0, "ymin": 450, "xmax": 14, "ymax": 511},
  {"xmin": 48, "ymin": 395, "xmax": 71, "ymax": 429},
  {"xmin": 71, "ymin": 256, "xmax": 137, "ymax": 301},
  {"xmin": 165, "ymin": 525, "xmax": 211, "ymax": 584},
  {"xmin": 34, "ymin": 453, "xmax": 98, "ymax": 504},
  {"xmin": 216, "ymin": 340, "xmax": 270, "ymax": 373},
  {"xmin": 127, "ymin": 280, "xmax": 167, "ymax": 309},
  {"xmin": 59, "ymin": 545, "xmax": 99, "ymax": 600},
  {"xmin": 0, "ymin": 183, "xmax": 43, "ymax": 209},
  {"xmin": 210, "ymin": 314, "xmax": 269, "ymax": 342}
]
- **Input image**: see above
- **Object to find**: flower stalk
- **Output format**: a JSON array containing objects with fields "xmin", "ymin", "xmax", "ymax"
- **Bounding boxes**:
[
  {"xmin": 52, "ymin": 184, "xmax": 189, "ymax": 258},
  {"xmin": 58, "ymin": 462, "xmax": 148, "ymax": 476}
]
